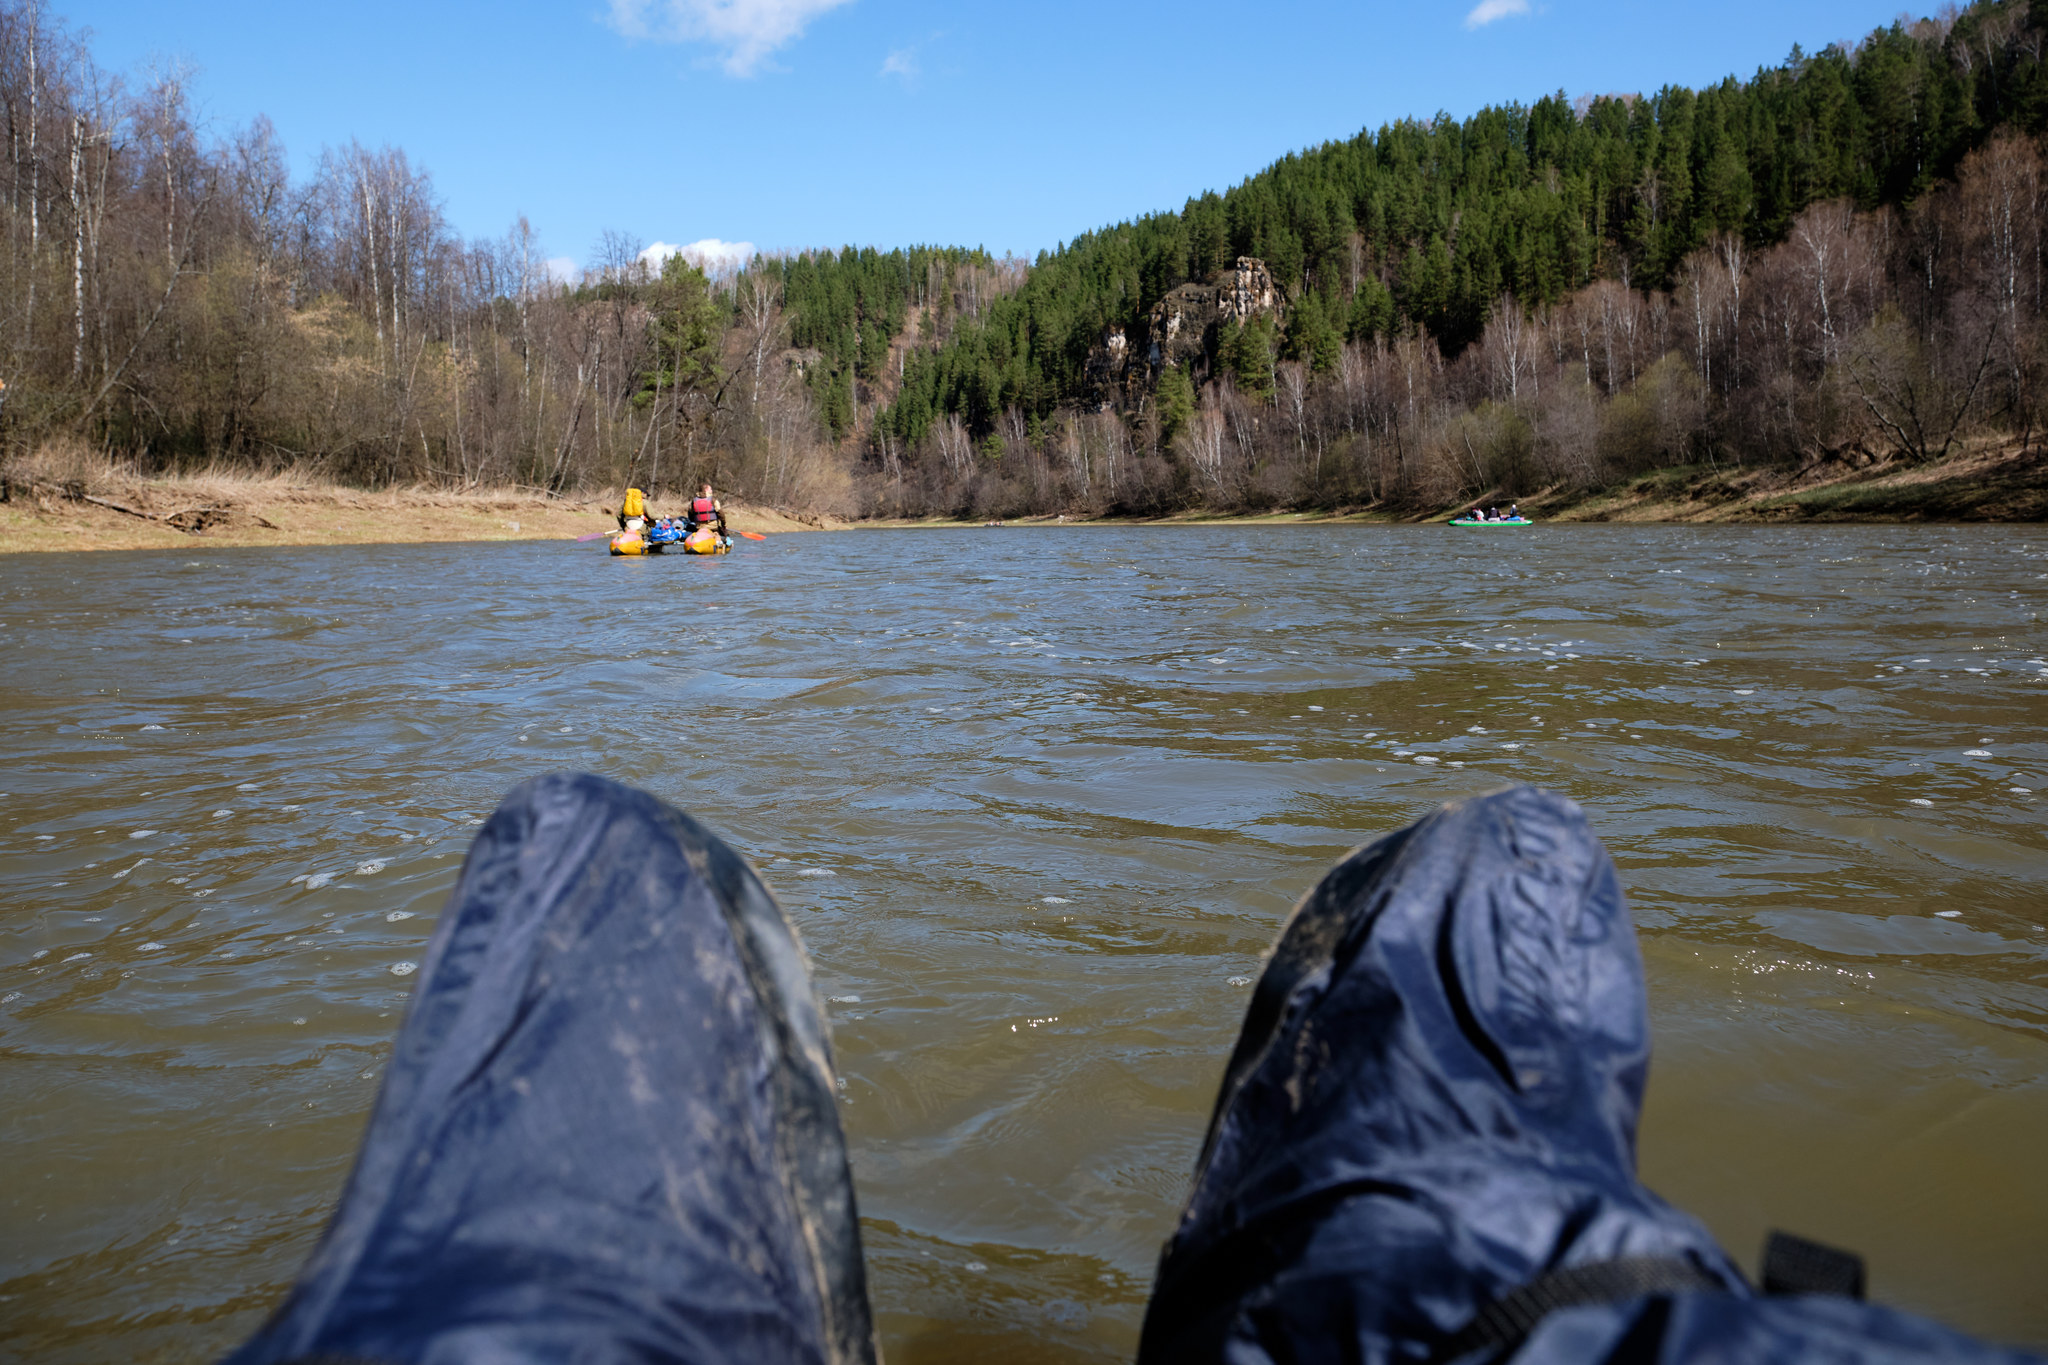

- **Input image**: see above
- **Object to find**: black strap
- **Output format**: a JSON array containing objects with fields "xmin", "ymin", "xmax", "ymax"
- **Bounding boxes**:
[
  {"xmin": 1761, "ymin": 1230, "xmax": 1866, "ymax": 1299},
  {"xmin": 1435, "ymin": 1231, "xmax": 1868, "ymax": 1361},
  {"xmin": 1434, "ymin": 1255, "xmax": 1726, "ymax": 1362}
]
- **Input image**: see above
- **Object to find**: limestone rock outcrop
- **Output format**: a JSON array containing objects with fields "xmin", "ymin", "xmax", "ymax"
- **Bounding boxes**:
[
  {"xmin": 1081, "ymin": 327, "xmax": 1130, "ymax": 409},
  {"xmin": 1147, "ymin": 256, "xmax": 1280, "ymax": 371},
  {"xmin": 1080, "ymin": 257, "xmax": 1283, "ymax": 408}
]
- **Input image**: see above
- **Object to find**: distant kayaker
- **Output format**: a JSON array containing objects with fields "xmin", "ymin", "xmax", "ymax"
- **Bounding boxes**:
[{"xmin": 686, "ymin": 483, "xmax": 728, "ymax": 538}]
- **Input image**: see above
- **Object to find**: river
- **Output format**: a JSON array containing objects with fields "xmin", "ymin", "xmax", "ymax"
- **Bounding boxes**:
[{"xmin": 3, "ymin": 524, "xmax": 2045, "ymax": 1361}]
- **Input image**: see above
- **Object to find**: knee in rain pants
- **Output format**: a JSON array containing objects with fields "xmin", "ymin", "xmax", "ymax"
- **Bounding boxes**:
[{"xmin": 227, "ymin": 775, "xmax": 2039, "ymax": 1365}]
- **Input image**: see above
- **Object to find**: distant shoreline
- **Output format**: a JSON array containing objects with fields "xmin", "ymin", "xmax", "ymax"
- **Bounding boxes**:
[
  {"xmin": 3, "ymin": 442, "xmax": 2041, "ymax": 554},
  {"xmin": 0, "ymin": 475, "xmax": 846, "ymax": 555},
  {"xmin": 872, "ymin": 442, "xmax": 2048, "ymax": 529}
]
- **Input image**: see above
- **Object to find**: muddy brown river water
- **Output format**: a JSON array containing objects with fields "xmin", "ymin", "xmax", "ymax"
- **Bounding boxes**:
[{"xmin": 2, "ymin": 524, "xmax": 2046, "ymax": 1362}]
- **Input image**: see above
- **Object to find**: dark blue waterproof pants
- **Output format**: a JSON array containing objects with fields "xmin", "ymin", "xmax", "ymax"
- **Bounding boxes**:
[
  {"xmin": 225, "ymin": 773, "xmax": 876, "ymax": 1365},
  {"xmin": 229, "ymin": 776, "xmax": 2037, "ymax": 1364}
]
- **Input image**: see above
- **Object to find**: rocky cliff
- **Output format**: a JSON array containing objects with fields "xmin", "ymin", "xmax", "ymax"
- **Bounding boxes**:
[{"xmin": 1082, "ymin": 257, "xmax": 1282, "ymax": 408}]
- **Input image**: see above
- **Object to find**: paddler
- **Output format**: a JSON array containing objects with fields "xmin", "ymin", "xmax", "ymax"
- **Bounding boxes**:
[
  {"xmin": 685, "ymin": 483, "xmax": 729, "ymax": 540},
  {"xmin": 617, "ymin": 486, "xmax": 653, "ymax": 533}
]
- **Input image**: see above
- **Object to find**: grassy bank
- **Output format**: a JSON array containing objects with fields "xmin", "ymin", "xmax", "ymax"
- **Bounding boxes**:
[{"xmin": 0, "ymin": 449, "xmax": 845, "ymax": 554}]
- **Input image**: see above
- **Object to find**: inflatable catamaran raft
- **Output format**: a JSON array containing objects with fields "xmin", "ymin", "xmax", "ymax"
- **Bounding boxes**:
[{"xmin": 608, "ymin": 521, "xmax": 731, "ymax": 555}]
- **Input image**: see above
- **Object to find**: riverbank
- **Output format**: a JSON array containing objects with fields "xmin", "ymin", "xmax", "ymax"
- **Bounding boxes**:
[
  {"xmin": 870, "ymin": 439, "xmax": 2048, "ymax": 528},
  {"xmin": 0, "ymin": 464, "xmax": 844, "ymax": 554},
  {"xmin": 1529, "ymin": 440, "xmax": 2048, "ymax": 523},
  {"xmin": 3, "ymin": 439, "xmax": 2041, "ymax": 553}
]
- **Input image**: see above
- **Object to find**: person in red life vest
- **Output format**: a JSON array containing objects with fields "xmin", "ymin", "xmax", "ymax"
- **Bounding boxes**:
[{"xmin": 685, "ymin": 483, "xmax": 728, "ymax": 539}]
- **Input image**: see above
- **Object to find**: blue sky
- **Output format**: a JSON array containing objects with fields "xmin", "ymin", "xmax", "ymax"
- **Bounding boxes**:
[{"xmin": 69, "ymin": 0, "xmax": 1915, "ymax": 274}]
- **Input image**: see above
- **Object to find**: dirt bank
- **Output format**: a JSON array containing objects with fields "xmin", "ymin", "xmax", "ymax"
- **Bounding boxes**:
[
  {"xmin": 1523, "ymin": 440, "xmax": 2048, "ymax": 523},
  {"xmin": 873, "ymin": 440, "xmax": 2048, "ymax": 528},
  {"xmin": 0, "ymin": 468, "xmax": 846, "ymax": 554}
]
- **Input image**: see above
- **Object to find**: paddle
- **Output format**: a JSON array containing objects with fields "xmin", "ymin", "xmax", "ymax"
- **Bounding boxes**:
[
  {"xmin": 576, "ymin": 530, "xmax": 613, "ymax": 542},
  {"xmin": 737, "ymin": 531, "xmax": 766, "ymax": 541}
]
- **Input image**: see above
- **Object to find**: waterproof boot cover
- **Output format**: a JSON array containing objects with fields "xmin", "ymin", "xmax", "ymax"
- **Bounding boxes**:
[
  {"xmin": 225, "ymin": 772, "xmax": 877, "ymax": 1365},
  {"xmin": 1138, "ymin": 785, "xmax": 2038, "ymax": 1365}
]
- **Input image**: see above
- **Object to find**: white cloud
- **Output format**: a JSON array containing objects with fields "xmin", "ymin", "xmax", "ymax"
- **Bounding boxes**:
[
  {"xmin": 607, "ymin": 0, "xmax": 855, "ymax": 76},
  {"xmin": 1463, "ymin": 0, "xmax": 1530, "ymax": 27},
  {"xmin": 880, "ymin": 46, "xmax": 918, "ymax": 82},
  {"xmin": 544, "ymin": 256, "xmax": 580, "ymax": 284},
  {"xmin": 642, "ymin": 238, "xmax": 758, "ymax": 275}
]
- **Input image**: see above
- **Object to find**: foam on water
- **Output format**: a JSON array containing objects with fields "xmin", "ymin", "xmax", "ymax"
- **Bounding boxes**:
[
  {"xmin": 304, "ymin": 872, "xmax": 334, "ymax": 890},
  {"xmin": 389, "ymin": 962, "xmax": 417, "ymax": 977},
  {"xmin": 795, "ymin": 868, "xmax": 836, "ymax": 878},
  {"xmin": 384, "ymin": 911, "xmax": 414, "ymax": 922},
  {"xmin": 212, "ymin": 809, "xmax": 233, "ymax": 818},
  {"xmin": 354, "ymin": 861, "xmax": 386, "ymax": 875},
  {"xmin": 129, "ymin": 829, "xmax": 156, "ymax": 839},
  {"xmin": 1909, "ymin": 798, "xmax": 1935, "ymax": 807},
  {"xmin": 1041, "ymin": 896, "xmax": 1071, "ymax": 905}
]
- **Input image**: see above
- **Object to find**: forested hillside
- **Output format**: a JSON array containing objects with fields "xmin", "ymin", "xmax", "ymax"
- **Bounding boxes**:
[
  {"xmin": 1, "ymin": 0, "xmax": 2045, "ymax": 519},
  {"xmin": 874, "ymin": 0, "xmax": 2048, "ymax": 515},
  {"xmin": 0, "ymin": 0, "xmax": 1009, "ymax": 511}
]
